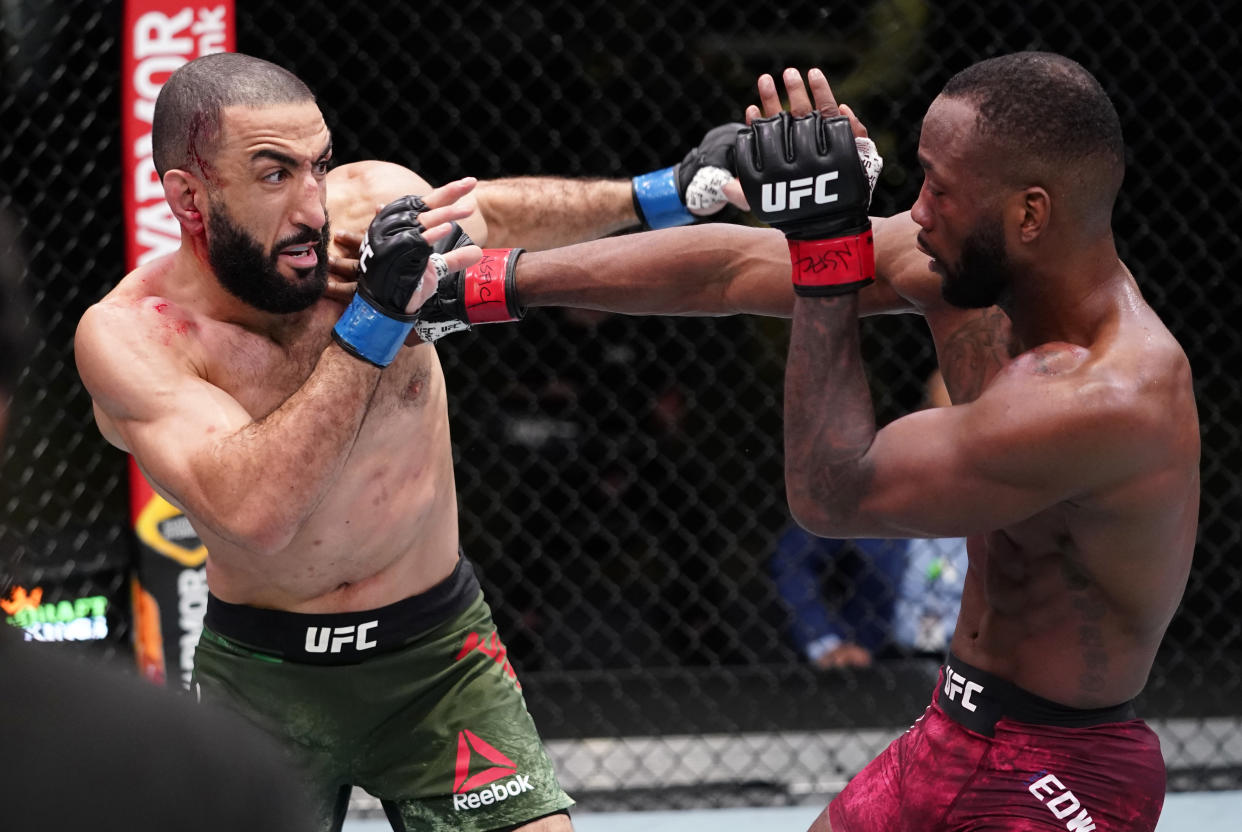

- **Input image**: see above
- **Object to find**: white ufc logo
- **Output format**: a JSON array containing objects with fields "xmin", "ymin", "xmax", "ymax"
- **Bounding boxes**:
[
  {"xmin": 305, "ymin": 620, "xmax": 379, "ymax": 654},
  {"xmin": 761, "ymin": 172, "xmax": 840, "ymax": 212},
  {"xmin": 943, "ymin": 665, "xmax": 984, "ymax": 712}
]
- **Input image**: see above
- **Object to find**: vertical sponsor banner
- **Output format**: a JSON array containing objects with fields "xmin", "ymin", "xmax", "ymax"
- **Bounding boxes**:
[
  {"xmin": 122, "ymin": 1, "xmax": 233, "ymax": 687},
  {"xmin": 128, "ymin": 459, "xmax": 209, "ymax": 687}
]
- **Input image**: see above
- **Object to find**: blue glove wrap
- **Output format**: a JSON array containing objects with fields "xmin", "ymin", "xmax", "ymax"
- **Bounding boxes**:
[
  {"xmin": 332, "ymin": 293, "xmax": 415, "ymax": 368},
  {"xmin": 631, "ymin": 166, "xmax": 693, "ymax": 229}
]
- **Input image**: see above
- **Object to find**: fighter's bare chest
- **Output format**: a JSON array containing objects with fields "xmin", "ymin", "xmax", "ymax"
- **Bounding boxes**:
[{"xmin": 199, "ymin": 314, "xmax": 435, "ymax": 420}]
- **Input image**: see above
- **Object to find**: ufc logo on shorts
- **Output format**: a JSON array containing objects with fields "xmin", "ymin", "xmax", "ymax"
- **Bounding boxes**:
[
  {"xmin": 305, "ymin": 620, "xmax": 379, "ymax": 654},
  {"xmin": 943, "ymin": 664, "xmax": 984, "ymax": 712},
  {"xmin": 761, "ymin": 172, "xmax": 840, "ymax": 213}
]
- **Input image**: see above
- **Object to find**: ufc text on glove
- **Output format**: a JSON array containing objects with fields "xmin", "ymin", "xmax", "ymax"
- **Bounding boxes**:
[{"xmin": 736, "ymin": 113, "xmax": 877, "ymax": 297}]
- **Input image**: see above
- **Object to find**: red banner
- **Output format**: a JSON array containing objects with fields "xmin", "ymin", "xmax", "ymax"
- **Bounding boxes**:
[
  {"xmin": 122, "ymin": 1, "xmax": 234, "ymax": 686},
  {"xmin": 122, "ymin": 1, "xmax": 234, "ymax": 271}
]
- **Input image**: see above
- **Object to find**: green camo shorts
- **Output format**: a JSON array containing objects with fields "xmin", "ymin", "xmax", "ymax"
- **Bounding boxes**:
[{"xmin": 192, "ymin": 559, "xmax": 573, "ymax": 832}]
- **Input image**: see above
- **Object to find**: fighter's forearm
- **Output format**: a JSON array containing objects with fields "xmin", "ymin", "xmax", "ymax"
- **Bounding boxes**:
[
  {"xmin": 514, "ymin": 224, "xmax": 795, "ymax": 318},
  {"xmin": 474, "ymin": 177, "xmax": 639, "ymax": 251},
  {"xmin": 784, "ymin": 294, "xmax": 878, "ymax": 536},
  {"xmin": 191, "ymin": 345, "xmax": 381, "ymax": 554}
]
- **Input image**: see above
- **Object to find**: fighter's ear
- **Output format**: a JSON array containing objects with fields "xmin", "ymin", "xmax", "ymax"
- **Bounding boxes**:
[
  {"xmin": 163, "ymin": 169, "xmax": 207, "ymax": 235},
  {"xmin": 1016, "ymin": 186, "xmax": 1050, "ymax": 244}
]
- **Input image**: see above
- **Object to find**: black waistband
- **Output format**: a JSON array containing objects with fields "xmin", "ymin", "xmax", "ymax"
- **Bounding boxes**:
[
  {"xmin": 203, "ymin": 556, "xmax": 480, "ymax": 665},
  {"xmin": 935, "ymin": 651, "xmax": 1137, "ymax": 737}
]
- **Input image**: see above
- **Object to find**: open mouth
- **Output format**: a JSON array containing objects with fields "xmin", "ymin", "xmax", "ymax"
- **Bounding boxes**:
[{"xmin": 279, "ymin": 244, "xmax": 318, "ymax": 269}]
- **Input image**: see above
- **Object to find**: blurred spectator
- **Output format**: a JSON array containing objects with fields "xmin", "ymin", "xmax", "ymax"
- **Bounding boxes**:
[
  {"xmin": 0, "ymin": 206, "xmax": 314, "ymax": 830},
  {"xmin": 893, "ymin": 535, "xmax": 968, "ymax": 655},
  {"xmin": 771, "ymin": 369, "xmax": 967, "ymax": 667},
  {"xmin": 770, "ymin": 527, "xmax": 906, "ymax": 668}
]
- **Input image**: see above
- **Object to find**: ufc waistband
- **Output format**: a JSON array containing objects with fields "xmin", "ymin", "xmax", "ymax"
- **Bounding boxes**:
[
  {"xmin": 203, "ymin": 556, "xmax": 481, "ymax": 665},
  {"xmin": 936, "ymin": 651, "xmax": 1137, "ymax": 737}
]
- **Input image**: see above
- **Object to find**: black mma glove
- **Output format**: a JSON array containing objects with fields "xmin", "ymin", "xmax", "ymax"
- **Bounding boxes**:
[
  {"xmin": 631, "ymin": 122, "xmax": 746, "ymax": 229},
  {"xmin": 332, "ymin": 195, "xmax": 435, "ymax": 366},
  {"xmin": 411, "ymin": 222, "xmax": 524, "ymax": 343},
  {"xmin": 736, "ymin": 112, "xmax": 876, "ymax": 296}
]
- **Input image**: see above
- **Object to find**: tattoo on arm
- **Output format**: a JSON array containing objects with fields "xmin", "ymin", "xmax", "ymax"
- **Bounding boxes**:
[
  {"xmin": 784, "ymin": 296, "xmax": 876, "ymax": 526},
  {"xmin": 937, "ymin": 307, "xmax": 1017, "ymax": 403}
]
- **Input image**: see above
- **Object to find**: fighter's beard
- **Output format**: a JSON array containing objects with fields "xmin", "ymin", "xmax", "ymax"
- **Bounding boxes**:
[
  {"xmin": 940, "ymin": 217, "xmax": 1011, "ymax": 310},
  {"xmin": 207, "ymin": 200, "xmax": 330, "ymax": 314}
]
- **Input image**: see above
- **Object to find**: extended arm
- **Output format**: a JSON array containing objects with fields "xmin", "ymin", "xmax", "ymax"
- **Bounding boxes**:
[
  {"xmin": 515, "ymin": 217, "xmax": 913, "ymax": 318},
  {"xmin": 476, "ymin": 122, "xmax": 747, "ymax": 250},
  {"xmin": 516, "ymin": 224, "xmax": 792, "ymax": 316},
  {"xmin": 474, "ymin": 177, "xmax": 639, "ymax": 250}
]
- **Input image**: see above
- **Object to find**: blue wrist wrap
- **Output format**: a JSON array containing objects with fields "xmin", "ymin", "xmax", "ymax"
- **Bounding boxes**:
[
  {"xmin": 332, "ymin": 294, "xmax": 414, "ymax": 368},
  {"xmin": 632, "ymin": 166, "xmax": 693, "ymax": 229}
]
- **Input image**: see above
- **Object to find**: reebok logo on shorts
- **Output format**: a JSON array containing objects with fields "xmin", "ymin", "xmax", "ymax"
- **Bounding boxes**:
[
  {"xmin": 1028, "ymin": 771, "xmax": 1098, "ymax": 831},
  {"xmin": 452, "ymin": 729, "xmax": 534, "ymax": 811}
]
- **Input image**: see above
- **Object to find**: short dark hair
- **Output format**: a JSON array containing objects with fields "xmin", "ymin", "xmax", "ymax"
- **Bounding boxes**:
[
  {"xmin": 941, "ymin": 51, "xmax": 1124, "ymax": 180},
  {"xmin": 152, "ymin": 52, "xmax": 315, "ymax": 179}
]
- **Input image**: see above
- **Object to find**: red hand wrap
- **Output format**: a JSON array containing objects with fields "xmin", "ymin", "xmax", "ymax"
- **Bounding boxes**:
[
  {"xmin": 788, "ymin": 229, "xmax": 875, "ymax": 296},
  {"xmin": 464, "ymin": 248, "xmax": 520, "ymax": 323}
]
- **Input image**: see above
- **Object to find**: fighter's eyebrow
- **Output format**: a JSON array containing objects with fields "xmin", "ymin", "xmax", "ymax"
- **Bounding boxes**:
[
  {"xmin": 250, "ymin": 138, "xmax": 333, "ymax": 169},
  {"xmin": 251, "ymin": 148, "xmax": 300, "ymax": 168}
]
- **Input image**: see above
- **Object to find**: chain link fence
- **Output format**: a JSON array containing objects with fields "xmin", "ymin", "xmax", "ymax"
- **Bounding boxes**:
[{"xmin": 2, "ymin": 0, "xmax": 1239, "ymax": 811}]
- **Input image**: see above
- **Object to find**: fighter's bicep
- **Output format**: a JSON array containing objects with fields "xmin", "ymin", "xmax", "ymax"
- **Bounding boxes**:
[
  {"xmin": 854, "ymin": 386, "xmax": 1092, "ymax": 538},
  {"xmin": 118, "ymin": 376, "xmax": 262, "ymax": 519}
]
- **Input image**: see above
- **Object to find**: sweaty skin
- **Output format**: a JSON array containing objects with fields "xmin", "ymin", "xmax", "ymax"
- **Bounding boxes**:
[
  {"xmin": 774, "ymin": 69, "xmax": 1199, "ymax": 712},
  {"xmin": 73, "ymin": 99, "xmax": 628, "ymax": 622},
  {"xmin": 75, "ymin": 104, "xmax": 465, "ymax": 612},
  {"xmin": 508, "ymin": 88, "xmax": 1198, "ymax": 713}
]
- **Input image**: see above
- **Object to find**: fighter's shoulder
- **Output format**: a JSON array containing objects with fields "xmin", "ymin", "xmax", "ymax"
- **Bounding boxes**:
[
  {"xmin": 327, "ymin": 161, "xmax": 433, "ymax": 223},
  {"xmin": 990, "ymin": 335, "xmax": 1188, "ymax": 454},
  {"xmin": 76, "ymin": 264, "xmax": 203, "ymax": 382},
  {"xmin": 82, "ymin": 263, "xmax": 173, "ymax": 332},
  {"xmin": 328, "ymin": 160, "xmax": 487, "ymax": 245}
]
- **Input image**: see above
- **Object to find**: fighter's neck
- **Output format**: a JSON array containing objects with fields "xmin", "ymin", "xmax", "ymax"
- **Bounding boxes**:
[
  {"xmin": 999, "ymin": 253, "xmax": 1135, "ymax": 352},
  {"xmin": 168, "ymin": 243, "xmax": 318, "ymax": 344}
]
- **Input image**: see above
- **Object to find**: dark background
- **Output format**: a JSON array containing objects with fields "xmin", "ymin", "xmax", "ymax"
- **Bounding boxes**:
[{"xmin": 2, "ymin": 0, "xmax": 1238, "ymax": 805}]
